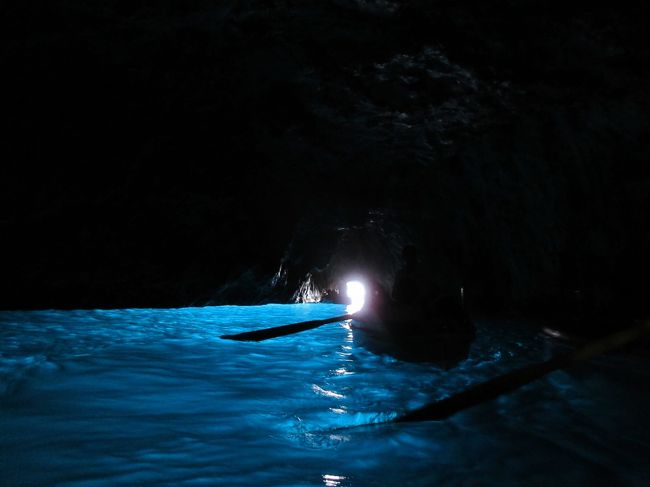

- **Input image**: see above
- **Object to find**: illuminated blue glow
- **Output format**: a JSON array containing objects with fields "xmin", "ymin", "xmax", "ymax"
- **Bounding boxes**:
[{"xmin": 0, "ymin": 306, "xmax": 649, "ymax": 485}]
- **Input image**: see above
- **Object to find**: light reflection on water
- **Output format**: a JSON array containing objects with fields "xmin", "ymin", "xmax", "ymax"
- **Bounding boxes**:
[{"xmin": 1, "ymin": 304, "xmax": 649, "ymax": 486}]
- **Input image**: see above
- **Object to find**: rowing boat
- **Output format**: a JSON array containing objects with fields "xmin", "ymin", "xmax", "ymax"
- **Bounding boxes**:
[{"xmin": 351, "ymin": 295, "xmax": 476, "ymax": 366}]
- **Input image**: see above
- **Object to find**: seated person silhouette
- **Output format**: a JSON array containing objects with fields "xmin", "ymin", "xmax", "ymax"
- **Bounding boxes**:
[{"xmin": 392, "ymin": 245, "xmax": 421, "ymax": 306}]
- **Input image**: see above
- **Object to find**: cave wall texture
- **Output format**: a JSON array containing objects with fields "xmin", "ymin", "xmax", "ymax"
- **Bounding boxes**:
[{"xmin": 2, "ymin": 0, "xmax": 649, "ymax": 331}]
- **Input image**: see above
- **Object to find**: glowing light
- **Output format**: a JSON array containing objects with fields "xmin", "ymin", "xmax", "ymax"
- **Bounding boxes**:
[
  {"xmin": 312, "ymin": 384, "xmax": 345, "ymax": 399},
  {"xmin": 323, "ymin": 474, "xmax": 347, "ymax": 487},
  {"xmin": 329, "ymin": 407, "xmax": 348, "ymax": 414},
  {"xmin": 333, "ymin": 367, "xmax": 354, "ymax": 376},
  {"xmin": 346, "ymin": 280, "xmax": 366, "ymax": 314}
]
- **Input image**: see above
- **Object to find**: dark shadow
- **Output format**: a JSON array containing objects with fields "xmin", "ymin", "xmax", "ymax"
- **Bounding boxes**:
[{"xmin": 353, "ymin": 263, "xmax": 475, "ymax": 368}]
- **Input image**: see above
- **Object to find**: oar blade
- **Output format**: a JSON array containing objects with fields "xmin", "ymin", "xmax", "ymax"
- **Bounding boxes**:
[
  {"xmin": 394, "ymin": 356, "xmax": 568, "ymax": 423},
  {"xmin": 221, "ymin": 313, "xmax": 353, "ymax": 342},
  {"xmin": 394, "ymin": 319, "xmax": 650, "ymax": 423}
]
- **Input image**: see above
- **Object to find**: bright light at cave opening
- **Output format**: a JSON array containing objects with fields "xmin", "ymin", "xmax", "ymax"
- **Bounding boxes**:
[{"xmin": 346, "ymin": 281, "xmax": 366, "ymax": 314}]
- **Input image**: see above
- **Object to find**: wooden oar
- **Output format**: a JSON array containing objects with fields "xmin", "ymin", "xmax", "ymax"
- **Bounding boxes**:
[
  {"xmin": 394, "ymin": 319, "xmax": 650, "ymax": 423},
  {"xmin": 323, "ymin": 319, "xmax": 650, "ymax": 433},
  {"xmin": 220, "ymin": 313, "xmax": 353, "ymax": 342}
]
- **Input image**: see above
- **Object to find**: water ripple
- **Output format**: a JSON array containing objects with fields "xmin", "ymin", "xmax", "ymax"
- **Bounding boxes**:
[{"xmin": 1, "ymin": 306, "xmax": 649, "ymax": 486}]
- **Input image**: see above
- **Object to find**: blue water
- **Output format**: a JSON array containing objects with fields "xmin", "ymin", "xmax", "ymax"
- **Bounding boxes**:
[{"xmin": 1, "ymin": 304, "xmax": 649, "ymax": 486}]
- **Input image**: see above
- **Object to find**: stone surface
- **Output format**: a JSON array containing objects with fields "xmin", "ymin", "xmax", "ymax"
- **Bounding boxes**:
[{"xmin": 2, "ymin": 1, "xmax": 648, "ymax": 332}]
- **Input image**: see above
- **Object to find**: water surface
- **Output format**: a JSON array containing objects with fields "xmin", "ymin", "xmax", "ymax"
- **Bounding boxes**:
[{"xmin": 1, "ymin": 304, "xmax": 649, "ymax": 486}]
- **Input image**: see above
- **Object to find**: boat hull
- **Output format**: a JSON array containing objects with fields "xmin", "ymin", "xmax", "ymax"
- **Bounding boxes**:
[{"xmin": 351, "ymin": 306, "xmax": 475, "ymax": 366}]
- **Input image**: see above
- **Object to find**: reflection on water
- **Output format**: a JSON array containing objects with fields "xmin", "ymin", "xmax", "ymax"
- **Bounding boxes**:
[
  {"xmin": 1, "ymin": 304, "xmax": 649, "ymax": 486},
  {"xmin": 323, "ymin": 473, "xmax": 347, "ymax": 486}
]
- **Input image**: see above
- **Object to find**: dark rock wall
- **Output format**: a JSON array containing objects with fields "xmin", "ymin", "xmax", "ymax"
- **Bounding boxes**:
[{"xmin": 2, "ymin": 1, "xmax": 648, "ymax": 328}]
